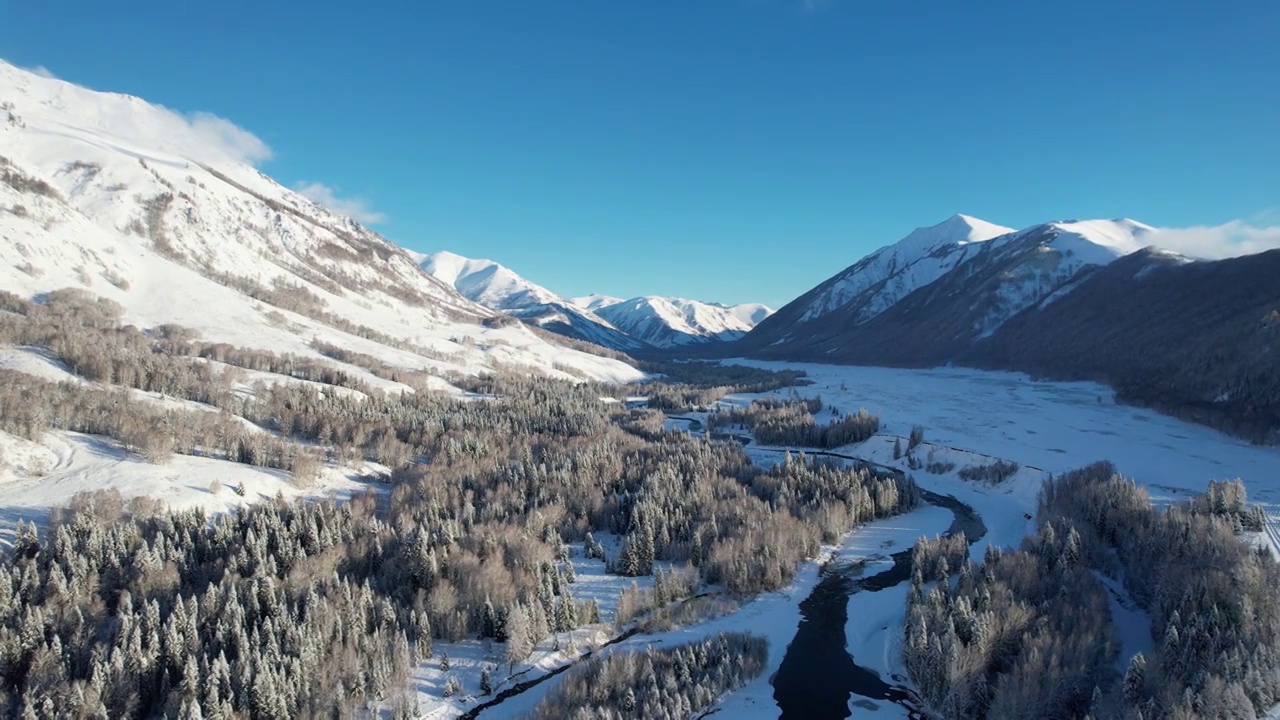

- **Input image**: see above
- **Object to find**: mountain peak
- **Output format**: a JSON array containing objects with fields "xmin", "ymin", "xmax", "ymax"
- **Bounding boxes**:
[
  {"xmin": 898, "ymin": 214, "xmax": 1015, "ymax": 253},
  {"xmin": 1041, "ymin": 218, "xmax": 1155, "ymax": 266},
  {"xmin": 418, "ymin": 252, "xmax": 771, "ymax": 350},
  {"xmin": 593, "ymin": 296, "xmax": 773, "ymax": 348},
  {"xmin": 570, "ymin": 294, "xmax": 625, "ymax": 312}
]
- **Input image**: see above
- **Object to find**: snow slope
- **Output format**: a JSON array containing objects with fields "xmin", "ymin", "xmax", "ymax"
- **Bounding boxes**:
[
  {"xmin": 0, "ymin": 428, "xmax": 377, "ymax": 551},
  {"xmin": 417, "ymin": 251, "xmax": 646, "ymax": 350},
  {"xmin": 593, "ymin": 296, "xmax": 774, "ymax": 348},
  {"xmin": 419, "ymin": 251, "xmax": 563, "ymax": 310},
  {"xmin": 744, "ymin": 215, "xmax": 1161, "ymax": 355},
  {"xmin": 967, "ymin": 218, "xmax": 1157, "ymax": 337},
  {"xmin": 796, "ymin": 214, "xmax": 1016, "ymax": 324},
  {"xmin": 418, "ymin": 249, "xmax": 773, "ymax": 351},
  {"xmin": 0, "ymin": 60, "xmax": 642, "ymax": 384},
  {"xmin": 569, "ymin": 294, "xmax": 625, "ymax": 312}
]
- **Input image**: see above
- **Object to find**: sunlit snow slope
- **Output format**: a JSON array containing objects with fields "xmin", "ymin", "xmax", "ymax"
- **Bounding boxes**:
[
  {"xmin": 416, "ymin": 250, "xmax": 646, "ymax": 351},
  {"xmin": 589, "ymin": 296, "xmax": 774, "ymax": 348},
  {"xmin": 746, "ymin": 214, "xmax": 1157, "ymax": 349},
  {"xmin": 0, "ymin": 61, "xmax": 641, "ymax": 384},
  {"xmin": 419, "ymin": 249, "xmax": 773, "ymax": 351}
]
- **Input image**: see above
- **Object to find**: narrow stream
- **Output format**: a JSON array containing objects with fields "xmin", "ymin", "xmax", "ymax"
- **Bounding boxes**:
[{"xmin": 771, "ymin": 490, "xmax": 987, "ymax": 719}]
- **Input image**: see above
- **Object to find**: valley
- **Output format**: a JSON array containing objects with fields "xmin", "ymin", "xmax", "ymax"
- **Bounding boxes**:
[{"xmin": 1, "ymin": 54, "xmax": 1279, "ymax": 720}]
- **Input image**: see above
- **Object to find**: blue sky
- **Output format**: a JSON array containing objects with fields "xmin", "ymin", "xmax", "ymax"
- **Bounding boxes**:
[{"xmin": 3, "ymin": 1, "xmax": 1278, "ymax": 308}]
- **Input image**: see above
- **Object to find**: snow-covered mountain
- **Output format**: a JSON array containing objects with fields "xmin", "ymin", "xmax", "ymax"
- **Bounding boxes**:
[
  {"xmin": 570, "ymin": 294, "xmax": 626, "ymax": 313},
  {"xmin": 0, "ymin": 60, "xmax": 642, "ymax": 384},
  {"xmin": 416, "ymin": 251, "xmax": 772, "ymax": 350},
  {"xmin": 795, "ymin": 214, "xmax": 1016, "ymax": 324},
  {"xmin": 591, "ymin": 296, "xmax": 773, "ymax": 348},
  {"xmin": 416, "ymin": 251, "xmax": 646, "ymax": 350},
  {"xmin": 738, "ymin": 213, "xmax": 1280, "ymax": 442},
  {"xmin": 747, "ymin": 215, "xmax": 1156, "ymax": 353}
]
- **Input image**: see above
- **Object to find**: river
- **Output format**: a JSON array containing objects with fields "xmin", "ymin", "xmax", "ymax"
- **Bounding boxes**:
[{"xmin": 771, "ymin": 490, "xmax": 987, "ymax": 719}]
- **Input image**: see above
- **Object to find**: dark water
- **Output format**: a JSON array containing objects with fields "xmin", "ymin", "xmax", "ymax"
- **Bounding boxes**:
[{"xmin": 771, "ymin": 491, "xmax": 986, "ymax": 719}]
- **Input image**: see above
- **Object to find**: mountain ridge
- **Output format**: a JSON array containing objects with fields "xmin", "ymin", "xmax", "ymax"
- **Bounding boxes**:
[{"xmin": 417, "ymin": 250, "xmax": 773, "ymax": 350}]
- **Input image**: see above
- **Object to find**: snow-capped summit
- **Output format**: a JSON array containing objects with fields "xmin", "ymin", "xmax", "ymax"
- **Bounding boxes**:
[
  {"xmin": 789, "ymin": 214, "xmax": 1016, "ymax": 325},
  {"xmin": 745, "ymin": 214, "xmax": 1170, "ymax": 356},
  {"xmin": 570, "ymin": 294, "xmax": 626, "ymax": 313},
  {"xmin": 416, "ymin": 251, "xmax": 647, "ymax": 350},
  {"xmin": 593, "ymin": 296, "xmax": 774, "ymax": 348},
  {"xmin": 418, "ymin": 252, "xmax": 773, "ymax": 350},
  {"xmin": 728, "ymin": 303, "xmax": 773, "ymax": 327},
  {"xmin": 894, "ymin": 214, "xmax": 1016, "ymax": 254},
  {"xmin": 0, "ymin": 60, "xmax": 642, "ymax": 384},
  {"xmin": 419, "ymin": 251, "xmax": 563, "ymax": 311},
  {"xmin": 1043, "ymin": 218, "xmax": 1155, "ymax": 265}
]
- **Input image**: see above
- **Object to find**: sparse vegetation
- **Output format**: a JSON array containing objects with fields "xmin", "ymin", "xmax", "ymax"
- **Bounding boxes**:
[
  {"xmin": 957, "ymin": 458, "xmax": 1020, "ymax": 483},
  {"xmin": 708, "ymin": 396, "xmax": 881, "ymax": 448},
  {"xmin": 635, "ymin": 361, "xmax": 810, "ymax": 411},
  {"xmin": 0, "ymin": 157, "xmax": 62, "ymax": 200}
]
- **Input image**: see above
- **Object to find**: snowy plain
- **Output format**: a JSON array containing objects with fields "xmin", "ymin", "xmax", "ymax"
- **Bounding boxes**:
[{"xmin": 715, "ymin": 359, "xmax": 1280, "ymax": 718}]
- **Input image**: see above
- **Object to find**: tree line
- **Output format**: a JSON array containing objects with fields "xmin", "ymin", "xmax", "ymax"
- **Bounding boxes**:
[{"xmin": 707, "ymin": 396, "xmax": 881, "ymax": 449}]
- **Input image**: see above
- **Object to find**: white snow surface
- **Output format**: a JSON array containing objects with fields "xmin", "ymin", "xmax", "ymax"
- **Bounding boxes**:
[
  {"xmin": 569, "ymin": 293, "xmax": 625, "ymax": 312},
  {"xmin": 723, "ymin": 360, "xmax": 1280, "ymax": 508},
  {"xmin": 785, "ymin": 215, "xmax": 1163, "ymax": 339},
  {"xmin": 416, "ymin": 250, "xmax": 648, "ymax": 350},
  {"xmin": 0, "ymin": 429, "xmax": 374, "ymax": 549},
  {"xmin": 418, "ymin": 250, "xmax": 563, "ymax": 310},
  {"xmin": 796, "ymin": 214, "xmax": 1016, "ymax": 323},
  {"xmin": 593, "ymin": 295, "xmax": 774, "ymax": 348},
  {"xmin": 0, "ymin": 60, "xmax": 642, "ymax": 385},
  {"xmin": 971, "ymin": 217, "xmax": 1157, "ymax": 336},
  {"xmin": 418, "ymin": 248, "xmax": 774, "ymax": 350}
]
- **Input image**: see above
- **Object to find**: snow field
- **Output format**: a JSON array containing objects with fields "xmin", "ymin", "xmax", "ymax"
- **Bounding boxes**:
[{"xmin": 0, "ymin": 430, "xmax": 375, "ymax": 549}]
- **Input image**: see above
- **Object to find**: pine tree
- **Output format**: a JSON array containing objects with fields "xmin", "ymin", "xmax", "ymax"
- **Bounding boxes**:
[
  {"xmin": 482, "ymin": 598, "xmax": 498, "ymax": 639},
  {"xmin": 505, "ymin": 605, "xmax": 533, "ymax": 670},
  {"xmin": 1123, "ymin": 652, "xmax": 1147, "ymax": 704}
]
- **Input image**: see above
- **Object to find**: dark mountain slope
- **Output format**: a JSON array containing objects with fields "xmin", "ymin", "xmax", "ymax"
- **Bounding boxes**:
[
  {"xmin": 961, "ymin": 248, "xmax": 1280, "ymax": 442},
  {"xmin": 742, "ymin": 225, "xmax": 1111, "ymax": 366}
]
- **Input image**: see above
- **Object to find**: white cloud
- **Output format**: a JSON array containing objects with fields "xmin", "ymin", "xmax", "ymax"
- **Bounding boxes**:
[
  {"xmin": 294, "ymin": 182, "xmax": 387, "ymax": 225},
  {"xmin": 181, "ymin": 111, "xmax": 274, "ymax": 166},
  {"xmin": 1146, "ymin": 219, "xmax": 1280, "ymax": 259},
  {"xmin": 9, "ymin": 59, "xmax": 273, "ymax": 167}
]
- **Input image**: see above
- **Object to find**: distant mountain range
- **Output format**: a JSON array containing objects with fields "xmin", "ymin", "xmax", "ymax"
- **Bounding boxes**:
[
  {"xmin": 6, "ymin": 56, "xmax": 1273, "ymax": 441},
  {"xmin": 736, "ymin": 214, "xmax": 1280, "ymax": 442},
  {"xmin": 416, "ymin": 251, "xmax": 772, "ymax": 350}
]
